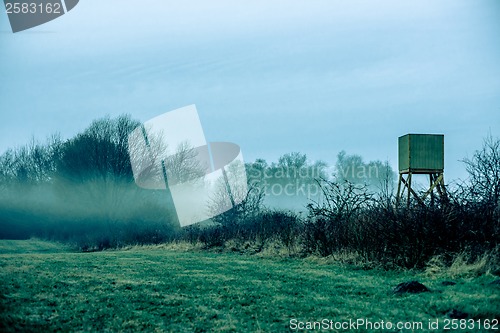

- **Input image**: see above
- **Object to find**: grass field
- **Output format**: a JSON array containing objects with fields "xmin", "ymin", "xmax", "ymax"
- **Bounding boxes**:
[{"xmin": 0, "ymin": 240, "xmax": 498, "ymax": 332}]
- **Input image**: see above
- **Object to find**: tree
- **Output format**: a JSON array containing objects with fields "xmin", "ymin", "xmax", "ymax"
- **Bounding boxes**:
[
  {"xmin": 335, "ymin": 151, "xmax": 364, "ymax": 184},
  {"xmin": 335, "ymin": 151, "xmax": 396, "ymax": 195},
  {"xmin": 459, "ymin": 134, "xmax": 500, "ymax": 245},
  {"xmin": 58, "ymin": 115, "xmax": 139, "ymax": 184},
  {"xmin": 0, "ymin": 135, "xmax": 62, "ymax": 187},
  {"xmin": 462, "ymin": 134, "xmax": 500, "ymax": 207},
  {"xmin": 55, "ymin": 115, "xmax": 143, "ymax": 219},
  {"xmin": 277, "ymin": 152, "xmax": 307, "ymax": 171},
  {"xmin": 163, "ymin": 141, "xmax": 206, "ymax": 186}
]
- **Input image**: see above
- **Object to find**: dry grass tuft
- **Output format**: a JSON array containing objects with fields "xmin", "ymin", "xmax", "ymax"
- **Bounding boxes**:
[{"xmin": 425, "ymin": 247, "xmax": 500, "ymax": 278}]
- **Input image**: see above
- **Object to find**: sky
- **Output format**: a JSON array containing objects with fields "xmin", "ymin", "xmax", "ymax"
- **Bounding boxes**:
[{"xmin": 0, "ymin": 0, "xmax": 499, "ymax": 182}]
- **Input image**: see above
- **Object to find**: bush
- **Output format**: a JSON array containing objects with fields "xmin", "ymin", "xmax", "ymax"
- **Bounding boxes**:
[{"xmin": 302, "ymin": 178, "xmax": 373, "ymax": 257}]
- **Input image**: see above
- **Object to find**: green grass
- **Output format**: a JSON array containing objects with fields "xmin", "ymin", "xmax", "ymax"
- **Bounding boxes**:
[
  {"xmin": 0, "ymin": 240, "xmax": 498, "ymax": 332},
  {"xmin": 0, "ymin": 238, "xmax": 71, "ymax": 254}
]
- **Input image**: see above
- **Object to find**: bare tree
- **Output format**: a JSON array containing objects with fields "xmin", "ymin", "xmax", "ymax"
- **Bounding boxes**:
[
  {"xmin": 462, "ymin": 134, "xmax": 500, "ymax": 206},
  {"xmin": 55, "ymin": 115, "xmax": 142, "ymax": 219},
  {"xmin": 458, "ymin": 134, "xmax": 500, "ymax": 245},
  {"xmin": 210, "ymin": 180, "xmax": 264, "ymax": 228},
  {"xmin": 163, "ymin": 141, "xmax": 206, "ymax": 186}
]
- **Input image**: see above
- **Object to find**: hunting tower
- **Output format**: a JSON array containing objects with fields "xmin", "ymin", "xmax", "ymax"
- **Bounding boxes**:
[{"xmin": 396, "ymin": 134, "xmax": 447, "ymax": 206}]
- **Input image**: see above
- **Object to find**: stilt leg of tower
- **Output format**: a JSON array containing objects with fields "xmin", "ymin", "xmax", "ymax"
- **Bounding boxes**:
[
  {"xmin": 406, "ymin": 173, "xmax": 412, "ymax": 207},
  {"xmin": 396, "ymin": 173, "xmax": 403, "ymax": 206}
]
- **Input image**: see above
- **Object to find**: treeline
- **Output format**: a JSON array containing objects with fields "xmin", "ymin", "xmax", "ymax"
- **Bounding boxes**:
[
  {"xmin": 0, "ymin": 114, "xmax": 498, "ymax": 269},
  {"xmin": 0, "ymin": 115, "xmax": 177, "ymax": 249},
  {"xmin": 245, "ymin": 150, "xmax": 396, "ymax": 211},
  {"xmin": 0, "ymin": 114, "xmax": 394, "ymax": 249}
]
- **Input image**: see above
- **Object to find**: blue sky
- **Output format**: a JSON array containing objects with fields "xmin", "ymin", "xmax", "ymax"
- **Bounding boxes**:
[{"xmin": 1, "ymin": 0, "xmax": 499, "ymax": 182}]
